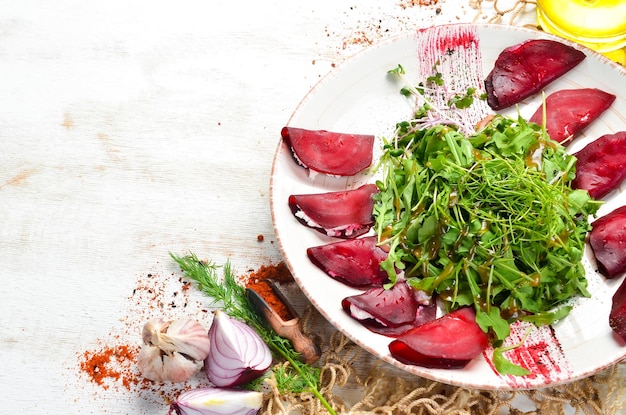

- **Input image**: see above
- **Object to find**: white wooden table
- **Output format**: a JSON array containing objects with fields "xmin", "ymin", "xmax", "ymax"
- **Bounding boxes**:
[{"xmin": 3, "ymin": 1, "xmax": 601, "ymax": 414}]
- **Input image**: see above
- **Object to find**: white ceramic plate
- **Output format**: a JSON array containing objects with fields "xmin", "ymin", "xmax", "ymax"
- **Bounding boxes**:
[{"xmin": 270, "ymin": 24, "xmax": 626, "ymax": 390}]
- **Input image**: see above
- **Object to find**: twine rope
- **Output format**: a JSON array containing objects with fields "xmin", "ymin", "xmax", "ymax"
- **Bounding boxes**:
[
  {"xmin": 470, "ymin": 0, "xmax": 537, "ymax": 26},
  {"xmin": 260, "ymin": 306, "xmax": 626, "ymax": 415}
]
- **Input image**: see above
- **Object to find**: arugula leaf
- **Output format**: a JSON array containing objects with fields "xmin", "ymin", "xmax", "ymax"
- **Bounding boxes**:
[
  {"xmin": 476, "ymin": 307, "xmax": 510, "ymax": 342},
  {"xmin": 520, "ymin": 305, "xmax": 573, "ymax": 325},
  {"xmin": 492, "ymin": 346, "xmax": 531, "ymax": 376}
]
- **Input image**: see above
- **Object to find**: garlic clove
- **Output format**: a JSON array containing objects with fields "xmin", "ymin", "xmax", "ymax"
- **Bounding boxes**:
[
  {"xmin": 142, "ymin": 317, "xmax": 168, "ymax": 347},
  {"xmin": 137, "ymin": 317, "xmax": 211, "ymax": 383},
  {"xmin": 137, "ymin": 344, "xmax": 165, "ymax": 382},
  {"xmin": 137, "ymin": 343, "xmax": 203, "ymax": 383},
  {"xmin": 162, "ymin": 352, "xmax": 203, "ymax": 383},
  {"xmin": 162, "ymin": 319, "xmax": 212, "ymax": 361},
  {"xmin": 168, "ymin": 387, "xmax": 263, "ymax": 415}
]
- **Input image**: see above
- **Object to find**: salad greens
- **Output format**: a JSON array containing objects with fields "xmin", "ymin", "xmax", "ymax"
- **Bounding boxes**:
[
  {"xmin": 171, "ymin": 253, "xmax": 337, "ymax": 415},
  {"xmin": 376, "ymin": 65, "xmax": 601, "ymax": 366}
]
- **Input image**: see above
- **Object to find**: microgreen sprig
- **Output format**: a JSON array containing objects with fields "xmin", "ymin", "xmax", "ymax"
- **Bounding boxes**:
[{"xmin": 387, "ymin": 64, "xmax": 482, "ymax": 134}]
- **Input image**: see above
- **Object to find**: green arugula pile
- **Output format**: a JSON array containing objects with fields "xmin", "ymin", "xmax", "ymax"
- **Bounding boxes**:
[{"xmin": 376, "ymin": 66, "xmax": 601, "ymax": 373}]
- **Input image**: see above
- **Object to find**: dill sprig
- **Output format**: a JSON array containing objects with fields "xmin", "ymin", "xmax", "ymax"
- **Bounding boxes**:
[{"xmin": 170, "ymin": 253, "xmax": 337, "ymax": 415}]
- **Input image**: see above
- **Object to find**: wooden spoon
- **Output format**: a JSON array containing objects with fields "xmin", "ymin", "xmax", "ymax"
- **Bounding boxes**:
[{"xmin": 246, "ymin": 285, "xmax": 321, "ymax": 364}]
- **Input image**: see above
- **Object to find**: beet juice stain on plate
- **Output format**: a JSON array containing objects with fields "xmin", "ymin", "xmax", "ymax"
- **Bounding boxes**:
[{"xmin": 483, "ymin": 321, "xmax": 572, "ymax": 388}]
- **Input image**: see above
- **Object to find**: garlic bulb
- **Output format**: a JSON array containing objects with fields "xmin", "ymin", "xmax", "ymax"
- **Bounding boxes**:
[{"xmin": 137, "ymin": 318, "xmax": 211, "ymax": 383}]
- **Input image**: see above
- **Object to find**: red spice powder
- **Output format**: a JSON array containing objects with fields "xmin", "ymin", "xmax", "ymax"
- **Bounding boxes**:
[
  {"xmin": 79, "ymin": 344, "xmax": 141, "ymax": 390},
  {"xmin": 76, "ymin": 268, "xmax": 207, "ymax": 400},
  {"xmin": 249, "ymin": 262, "xmax": 294, "ymax": 284},
  {"xmin": 400, "ymin": 0, "xmax": 439, "ymax": 7},
  {"xmin": 245, "ymin": 262, "xmax": 295, "ymax": 321}
]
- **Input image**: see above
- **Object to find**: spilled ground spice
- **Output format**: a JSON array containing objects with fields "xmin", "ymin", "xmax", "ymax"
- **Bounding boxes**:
[
  {"xmin": 400, "ymin": 0, "xmax": 439, "ymax": 8},
  {"xmin": 245, "ymin": 262, "xmax": 295, "ymax": 321},
  {"xmin": 79, "ymin": 344, "xmax": 141, "ymax": 391},
  {"xmin": 249, "ymin": 262, "xmax": 294, "ymax": 284},
  {"xmin": 73, "ymin": 266, "xmax": 212, "ymax": 408}
]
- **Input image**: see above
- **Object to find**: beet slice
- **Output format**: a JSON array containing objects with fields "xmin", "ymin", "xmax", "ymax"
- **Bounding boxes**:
[
  {"xmin": 484, "ymin": 39, "xmax": 586, "ymax": 110},
  {"xmin": 281, "ymin": 127, "xmax": 374, "ymax": 176},
  {"xmin": 610, "ymin": 277, "xmax": 626, "ymax": 342},
  {"xmin": 364, "ymin": 301, "xmax": 437, "ymax": 337},
  {"xmin": 307, "ymin": 236, "xmax": 389, "ymax": 288},
  {"xmin": 288, "ymin": 184, "xmax": 378, "ymax": 238},
  {"xmin": 529, "ymin": 89, "xmax": 615, "ymax": 143},
  {"xmin": 572, "ymin": 131, "xmax": 626, "ymax": 199},
  {"xmin": 388, "ymin": 307, "xmax": 489, "ymax": 369},
  {"xmin": 589, "ymin": 205, "xmax": 626, "ymax": 279},
  {"xmin": 341, "ymin": 280, "xmax": 431, "ymax": 329}
]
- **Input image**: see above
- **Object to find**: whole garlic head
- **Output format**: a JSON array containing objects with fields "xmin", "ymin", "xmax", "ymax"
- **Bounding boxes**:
[{"xmin": 137, "ymin": 318, "xmax": 211, "ymax": 383}]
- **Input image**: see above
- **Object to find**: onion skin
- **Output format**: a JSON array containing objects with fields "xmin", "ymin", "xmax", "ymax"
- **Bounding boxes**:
[
  {"xmin": 168, "ymin": 387, "xmax": 263, "ymax": 415},
  {"xmin": 205, "ymin": 310, "xmax": 272, "ymax": 387}
]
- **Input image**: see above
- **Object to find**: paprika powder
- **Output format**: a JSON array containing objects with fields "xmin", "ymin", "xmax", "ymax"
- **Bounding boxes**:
[{"xmin": 245, "ymin": 262, "xmax": 295, "ymax": 321}]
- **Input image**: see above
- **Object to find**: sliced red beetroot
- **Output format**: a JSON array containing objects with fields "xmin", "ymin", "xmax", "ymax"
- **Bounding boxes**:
[
  {"xmin": 341, "ymin": 280, "xmax": 431, "ymax": 330},
  {"xmin": 610, "ymin": 277, "xmax": 626, "ymax": 342},
  {"xmin": 281, "ymin": 127, "xmax": 374, "ymax": 176},
  {"xmin": 529, "ymin": 89, "xmax": 615, "ymax": 143},
  {"xmin": 484, "ymin": 39, "xmax": 586, "ymax": 110},
  {"xmin": 307, "ymin": 236, "xmax": 389, "ymax": 288},
  {"xmin": 589, "ymin": 206, "xmax": 626, "ymax": 279},
  {"xmin": 365, "ymin": 301, "xmax": 437, "ymax": 337},
  {"xmin": 288, "ymin": 183, "xmax": 378, "ymax": 238},
  {"xmin": 572, "ymin": 131, "xmax": 626, "ymax": 199},
  {"xmin": 388, "ymin": 307, "xmax": 489, "ymax": 369}
]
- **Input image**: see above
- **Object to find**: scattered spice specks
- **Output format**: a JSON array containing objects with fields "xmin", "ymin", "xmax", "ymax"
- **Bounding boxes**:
[
  {"xmin": 73, "ymin": 265, "xmax": 214, "ymax": 408},
  {"xmin": 400, "ymin": 0, "xmax": 439, "ymax": 8},
  {"xmin": 62, "ymin": 112, "xmax": 74, "ymax": 129},
  {"xmin": 78, "ymin": 343, "xmax": 142, "ymax": 391}
]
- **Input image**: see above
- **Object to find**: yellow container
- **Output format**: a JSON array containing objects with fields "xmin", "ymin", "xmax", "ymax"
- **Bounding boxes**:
[{"xmin": 536, "ymin": 0, "xmax": 626, "ymax": 65}]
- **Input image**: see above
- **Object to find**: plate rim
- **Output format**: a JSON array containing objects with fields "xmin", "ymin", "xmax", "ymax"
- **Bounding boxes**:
[{"xmin": 269, "ymin": 22, "xmax": 626, "ymax": 390}]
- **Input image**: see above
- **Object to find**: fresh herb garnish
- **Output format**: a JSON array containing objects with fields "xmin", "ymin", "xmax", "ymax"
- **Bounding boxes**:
[
  {"xmin": 171, "ymin": 253, "xmax": 337, "ymax": 415},
  {"xmin": 387, "ymin": 64, "xmax": 484, "ymax": 134},
  {"xmin": 492, "ymin": 327, "xmax": 533, "ymax": 376},
  {"xmin": 379, "ymin": 67, "xmax": 601, "ymax": 375}
]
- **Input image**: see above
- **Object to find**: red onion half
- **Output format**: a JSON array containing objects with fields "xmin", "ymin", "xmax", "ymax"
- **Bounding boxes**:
[
  {"xmin": 205, "ymin": 310, "xmax": 272, "ymax": 387},
  {"xmin": 168, "ymin": 387, "xmax": 263, "ymax": 415}
]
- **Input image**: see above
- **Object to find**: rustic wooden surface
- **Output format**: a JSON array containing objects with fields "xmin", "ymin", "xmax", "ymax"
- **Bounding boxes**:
[{"xmin": 5, "ymin": 1, "xmax": 611, "ymax": 414}]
